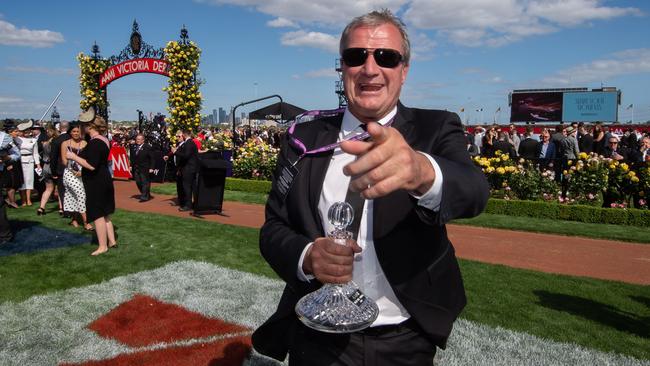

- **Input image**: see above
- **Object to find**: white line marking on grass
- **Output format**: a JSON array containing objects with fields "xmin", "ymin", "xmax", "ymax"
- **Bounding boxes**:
[{"xmin": 0, "ymin": 260, "xmax": 647, "ymax": 366}]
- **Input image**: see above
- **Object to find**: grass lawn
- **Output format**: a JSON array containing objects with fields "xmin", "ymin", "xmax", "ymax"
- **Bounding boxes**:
[
  {"xmin": 453, "ymin": 213, "xmax": 650, "ymax": 244},
  {"xmin": 1, "ymin": 204, "xmax": 648, "ymax": 360}
]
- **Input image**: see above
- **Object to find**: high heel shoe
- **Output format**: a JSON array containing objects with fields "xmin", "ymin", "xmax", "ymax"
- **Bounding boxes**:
[{"xmin": 36, "ymin": 207, "xmax": 46, "ymax": 216}]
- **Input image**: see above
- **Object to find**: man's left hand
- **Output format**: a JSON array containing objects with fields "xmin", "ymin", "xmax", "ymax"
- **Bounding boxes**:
[{"xmin": 341, "ymin": 122, "xmax": 435, "ymax": 199}]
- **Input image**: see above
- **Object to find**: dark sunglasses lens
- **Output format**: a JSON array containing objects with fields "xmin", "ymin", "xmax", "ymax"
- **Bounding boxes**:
[
  {"xmin": 342, "ymin": 48, "xmax": 367, "ymax": 67},
  {"xmin": 374, "ymin": 49, "xmax": 402, "ymax": 68}
]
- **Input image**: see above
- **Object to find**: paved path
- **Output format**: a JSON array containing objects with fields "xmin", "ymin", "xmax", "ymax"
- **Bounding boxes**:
[{"xmin": 115, "ymin": 180, "xmax": 650, "ymax": 285}]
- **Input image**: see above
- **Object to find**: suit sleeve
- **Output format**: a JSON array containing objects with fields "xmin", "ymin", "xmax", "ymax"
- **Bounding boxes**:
[
  {"xmin": 259, "ymin": 133, "xmax": 314, "ymax": 292},
  {"xmin": 414, "ymin": 112, "xmax": 489, "ymax": 225}
]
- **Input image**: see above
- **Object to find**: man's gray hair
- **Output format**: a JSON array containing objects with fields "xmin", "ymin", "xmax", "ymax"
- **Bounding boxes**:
[{"xmin": 340, "ymin": 9, "xmax": 411, "ymax": 66}]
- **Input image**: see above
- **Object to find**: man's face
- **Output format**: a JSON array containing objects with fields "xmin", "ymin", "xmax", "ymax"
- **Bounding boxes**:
[
  {"xmin": 608, "ymin": 139, "xmax": 618, "ymax": 149},
  {"xmin": 642, "ymin": 137, "xmax": 650, "ymax": 149},
  {"xmin": 342, "ymin": 23, "xmax": 409, "ymax": 123},
  {"xmin": 135, "ymin": 135, "xmax": 144, "ymax": 145}
]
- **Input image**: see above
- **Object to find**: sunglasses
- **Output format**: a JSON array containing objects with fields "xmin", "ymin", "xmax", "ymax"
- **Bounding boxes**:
[{"xmin": 341, "ymin": 48, "xmax": 403, "ymax": 68}]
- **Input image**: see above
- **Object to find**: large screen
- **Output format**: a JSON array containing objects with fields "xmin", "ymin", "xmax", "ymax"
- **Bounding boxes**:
[
  {"xmin": 510, "ymin": 92, "xmax": 563, "ymax": 122},
  {"xmin": 562, "ymin": 92, "xmax": 618, "ymax": 122}
]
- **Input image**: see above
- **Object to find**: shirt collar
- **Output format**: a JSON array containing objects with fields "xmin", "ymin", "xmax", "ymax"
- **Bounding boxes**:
[{"xmin": 341, "ymin": 106, "xmax": 397, "ymax": 138}]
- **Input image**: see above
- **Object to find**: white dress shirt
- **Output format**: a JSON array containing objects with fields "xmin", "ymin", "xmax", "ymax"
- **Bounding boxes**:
[{"xmin": 297, "ymin": 107, "xmax": 444, "ymax": 326}]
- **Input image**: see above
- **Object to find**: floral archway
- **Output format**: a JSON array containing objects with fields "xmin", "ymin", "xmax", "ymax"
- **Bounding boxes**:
[{"xmin": 77, "ymin": 21, "xmax": 202, "ymax": 143}]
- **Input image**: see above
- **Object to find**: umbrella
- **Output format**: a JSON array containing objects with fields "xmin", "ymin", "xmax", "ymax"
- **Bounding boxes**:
[{"xmin": 248, "ymin": 102, "xmax": 306, "ymax": 123}]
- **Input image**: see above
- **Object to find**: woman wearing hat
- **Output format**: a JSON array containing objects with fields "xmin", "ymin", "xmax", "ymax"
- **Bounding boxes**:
[
  {"xmin": 3, "ymin": 120, "xmax": 23, "ymax": 208},
  {"xmin": 66, "ymin": 111, "xmax": 116, "ymax": 256},
  {"xmin": 17, "ymin": 120, "xmax": 41, "ymax": 207}
]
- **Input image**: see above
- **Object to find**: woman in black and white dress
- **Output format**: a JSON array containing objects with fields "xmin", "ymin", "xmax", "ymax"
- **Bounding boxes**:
[{"xmin": 60, "ymin": 123, "xmax": 92, "ymax": 231}]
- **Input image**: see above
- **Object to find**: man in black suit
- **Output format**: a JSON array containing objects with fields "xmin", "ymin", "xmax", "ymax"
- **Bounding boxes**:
[
  {"xmin": 603, "ymin": 136, "xmax": 628, "ymax": 163},
  {"xmin": 492, "ymin": 131, "xmax": 518, "ymax": 158},
  {"xmin": 130, "ymin": 134, "xmax": 155, "ymax": 202},
  {"xmin": 50, "ymin": 121, "xmax": 71, "ymax": 215},
  {"xmin": 172, "ymin": 129, "xmax": 198, "ymax": 211},
  {"xmin": 252, "ymin": 10, "xmax": 489, "ymax": 365},
  {"xmin": 518, "ymin": 126, "xmax": 540, "ymax": 160}
]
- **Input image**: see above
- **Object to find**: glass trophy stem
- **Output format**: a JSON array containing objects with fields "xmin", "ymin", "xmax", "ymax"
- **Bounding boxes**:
[{"xmin": 295, "ymin": 202, "xmax": 379, "ymax": 333}]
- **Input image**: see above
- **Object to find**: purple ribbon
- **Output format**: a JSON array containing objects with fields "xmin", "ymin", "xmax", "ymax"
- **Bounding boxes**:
[{"xmin": 287, "ymin": 109, "xmax": 395, "ymax": 163}]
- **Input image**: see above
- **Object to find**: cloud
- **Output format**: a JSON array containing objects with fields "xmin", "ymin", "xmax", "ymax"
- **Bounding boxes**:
[
  {"xmin": 404, "ymin": 0, "xmax": 639, "ymax": 47},
  {"xmin": 303, "ymin": 68, "xmax": 339, "ymax": 79},
  {"xmin": 483, "ymin": 76, "xmax": 504, "ymax": 84},
  {"xmin": 410, "ymin": 32, "xmax": 436, "ymax": 61},
  {"xmin": 196, "ymin": 0, "xmax": 641, "ymax": 50},
  {"xmin": 195, "ymin": 0, "xmax": 409, "ymax": 26},
  {"xmin": 527, "ymin": 0, "xmax": 642, "ymax": 27},
  {"xmin": 461, "ymin": 67, "xmax": 484, "ymax": 74},
  {"xmin": 267, "ymin": 17, "xmax": 298, "ymax": 28},
  {"xmin": 541, "ymin": 48, "xmax": 650, "ymax": 86},
  {"xmin": 0, "ymin": 19, "xmax": 64, "ymax": 48},
  {"xmin": 0, "ymin": 96, "xmax": 23, "ymax": 104},
  {"xmin": 281, "ymin": 30, "xmax": 339, "ymax": 53},
  {"xmin": 5, "ymin": 66, "xmax": 75, "ymax": 75}
]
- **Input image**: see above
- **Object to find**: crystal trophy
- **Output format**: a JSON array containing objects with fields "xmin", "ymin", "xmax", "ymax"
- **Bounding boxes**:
[{"xmin": 295, "ymin": 202, "xmax": 379, "ymax": 333}]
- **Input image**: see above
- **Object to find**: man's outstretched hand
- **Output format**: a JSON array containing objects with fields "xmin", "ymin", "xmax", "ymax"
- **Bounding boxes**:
[{"xmin": 340, "ymin": 122, "xmax": 435, "ymax": 199}]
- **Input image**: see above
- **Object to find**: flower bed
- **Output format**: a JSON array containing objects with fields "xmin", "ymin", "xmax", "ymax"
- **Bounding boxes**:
[{"xmin": 475, "ymin": 151, "xmax": 649, "ymax": 208}]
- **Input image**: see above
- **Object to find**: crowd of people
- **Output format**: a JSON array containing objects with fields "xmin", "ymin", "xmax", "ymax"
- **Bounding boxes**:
[
  {"xmin": 0, "ymin": 110, "xmax": 116, "ymax": 255},
  {"xmin": 469, "ymin": 122, "xmax": 650, "ymax": 164}
]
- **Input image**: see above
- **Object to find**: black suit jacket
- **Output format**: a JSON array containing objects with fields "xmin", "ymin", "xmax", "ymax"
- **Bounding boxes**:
[
  {"xmin": 492, "ymin": 140, "xmax": 517, "ymax": 158},
  {"xmin": 518, "ymin": 137, "xmax": 540, "ymax": 160},
  {"xmin": 174, "ymin": 138, "xmax": 199, "ymax": 175},
  {"xmin": 603, "ymin": 146, "xmax": 629, "ymax": 162},
  {"xmin": 50, "ymin": 133, "xmax": 71, "ymax": 176},
  {"xmin": 130, "ymin": 143, "xmax": 156, "ymax": 171},
  {"xmin": 252, "ymin": 103, "xmax": 490, "ymax": 361}
]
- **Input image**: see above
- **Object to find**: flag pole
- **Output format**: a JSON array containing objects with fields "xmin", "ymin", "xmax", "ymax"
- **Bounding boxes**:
[{"xmin": 38, "ymin": 90, "xmax": 62, "ymax": 123}]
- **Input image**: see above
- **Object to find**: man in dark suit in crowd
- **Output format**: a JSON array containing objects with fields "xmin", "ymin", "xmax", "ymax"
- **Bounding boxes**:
[
  {"xmin": 50, "ymin": 121, "xmax": 71, "ymax": 215},
  {"xmin": 0, "ymin": 121, "xmax": 21, "ymax": 245},
  {"xmin": 492, "ymin": 131, "xmax": 518, "ymax": 158},
  {"xmin": 172, "ymin": 129, "xmax": 198, "ymax": 211},
  {"xmin": 252, "ymin": 10, "xmax": 489, "ymax": 365},
  {"xmin": 130, "ymin": 134, "xmax": 155, "ymax": 202},
  {"xmin": 518, "ymin": 126, "xmax": 540, "ymax": 160},
  {"xmin": 578, "ymin": 124, "xmax": 593, "ymax": 154},
  {"xmin": 603, "ymin": 136, "xmax": 628, "ymax": 163}
]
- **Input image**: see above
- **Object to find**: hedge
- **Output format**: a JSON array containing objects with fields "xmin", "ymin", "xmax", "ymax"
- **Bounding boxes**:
[
  {"xmin": 486, "ymin": 199, "xmax": 650, "ymax": 227},
  {"xmin": 225, "ymin": 178, "xmax": 271, "ymax": 194},
  {"xmin": 224, "ymin": 178, "xmax": 650, "ymax": 227}
]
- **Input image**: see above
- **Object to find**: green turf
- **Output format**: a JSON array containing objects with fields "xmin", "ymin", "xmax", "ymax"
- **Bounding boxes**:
[
  {"xmin": 453, "ymin": 213, "xmax": 650, "ymax": 244},
  {"xmin": 151, "ymin": 183, "xmax": 268, "ymax": 204},
  {"xmin": 459, "ymin": 260, "xmax": 650, "ymax": 360},
  {"xmin": 1, "ymin": 204, "xmax": 648, "ymax": 360}
]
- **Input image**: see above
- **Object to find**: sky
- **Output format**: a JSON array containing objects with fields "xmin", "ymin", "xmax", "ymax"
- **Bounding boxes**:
[{"xmin": 1, "ymin": 0, "xmax": 649, "ymax": 124}]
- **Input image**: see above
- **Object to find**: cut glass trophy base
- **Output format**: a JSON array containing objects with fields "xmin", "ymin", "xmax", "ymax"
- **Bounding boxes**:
[{"xmin": 295, "ymin": 282, "xmax": 379, "ymax": 333}]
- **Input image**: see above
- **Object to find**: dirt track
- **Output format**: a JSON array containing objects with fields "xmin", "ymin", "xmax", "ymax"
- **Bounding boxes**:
[{"xmin": 115, "ymin": 180, "xmax": 650, "ymax": 285}]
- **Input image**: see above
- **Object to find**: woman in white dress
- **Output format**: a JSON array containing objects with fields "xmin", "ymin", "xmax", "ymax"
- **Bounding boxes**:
[
  {"xmin": 61, "ymin": 124, "xmax": 92, "ymax": 231},
  {"xmin": 17, "ymin": 126, "xmax": 41, "ymax": 206}
]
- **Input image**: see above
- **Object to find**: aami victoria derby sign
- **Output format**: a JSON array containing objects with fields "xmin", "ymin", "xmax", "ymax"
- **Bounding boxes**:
[{"xmin": 99, "ymin": 58, "xmax": 169, "ymax": 88}]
